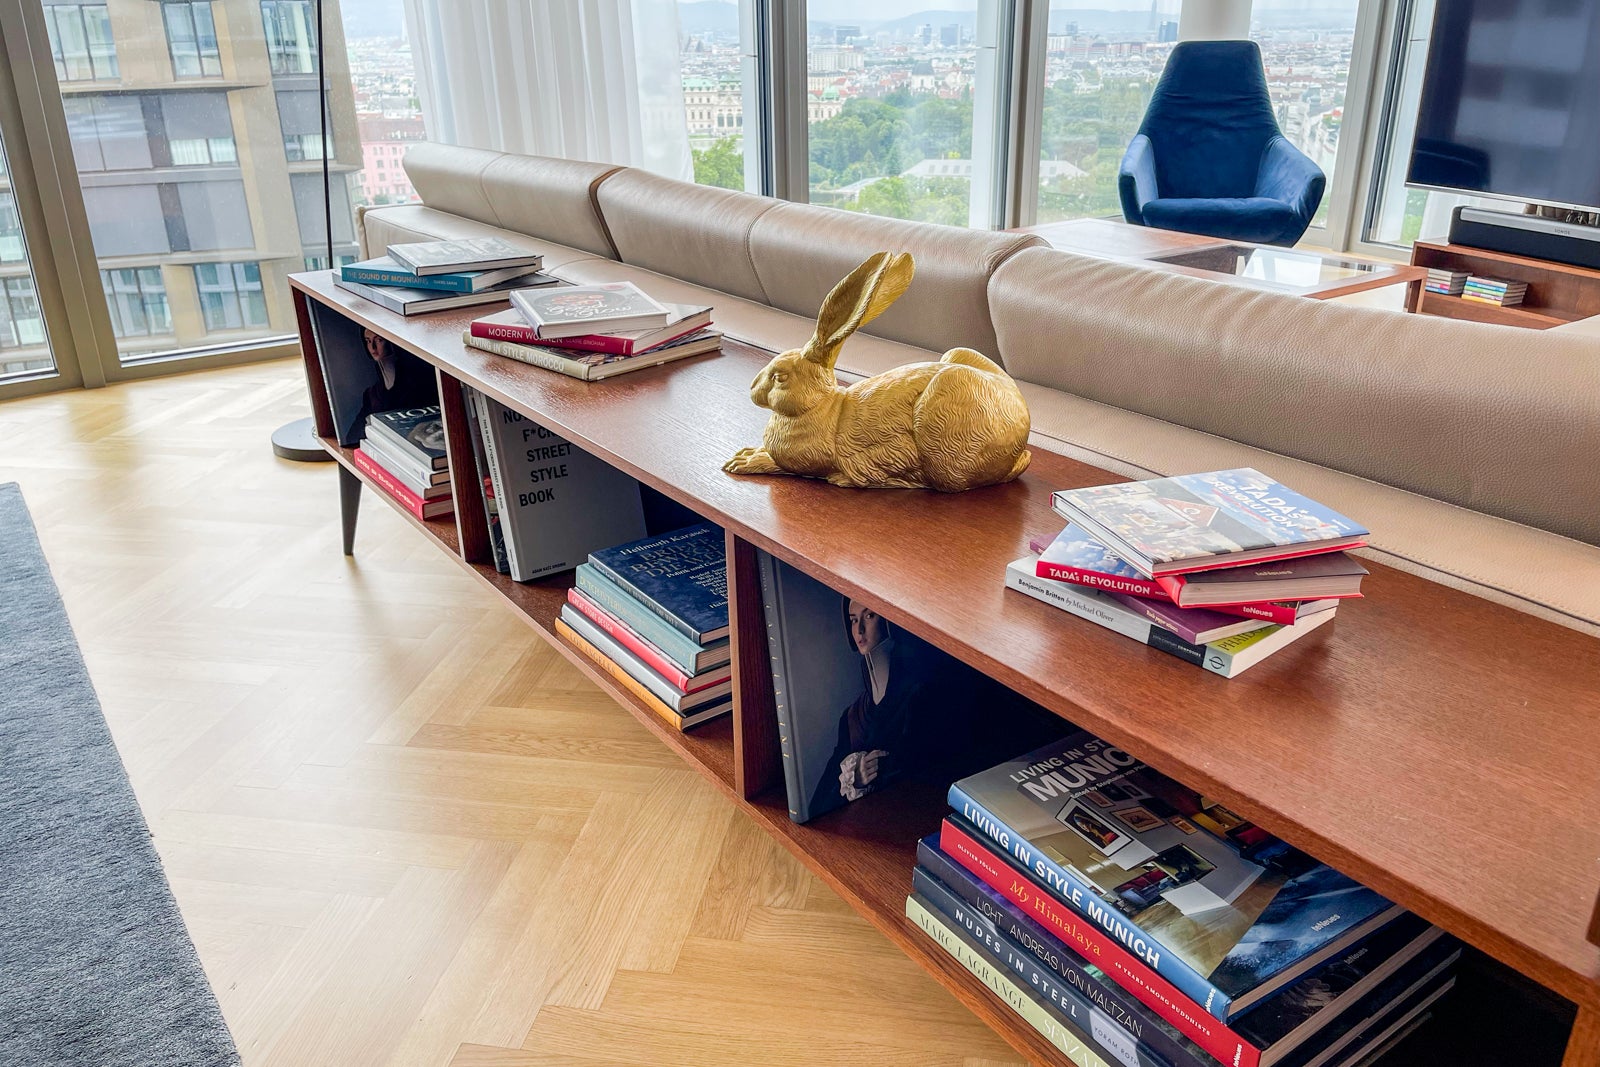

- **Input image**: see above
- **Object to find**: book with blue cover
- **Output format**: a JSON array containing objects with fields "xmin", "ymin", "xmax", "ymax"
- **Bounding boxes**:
[
  {"xmin": 587, "ymin": 523, "xmax": 730, "ymax": 643},
  {"xmin": 341, "ymin": 255, "xmax": 552, "ymax": 294},
  {"xmin": 1051, "ymin": 469, "xmax": 1368, "ymax": 577},
  {"xmin": 949, "ymin": 732, "xmax": 1400, "ymax": 1020}
]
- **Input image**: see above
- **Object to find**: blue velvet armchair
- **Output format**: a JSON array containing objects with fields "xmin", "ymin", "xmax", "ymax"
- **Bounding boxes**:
[{"xmin": 1119, "ymin": 41, "xmax": 1325, "ymax": 246}]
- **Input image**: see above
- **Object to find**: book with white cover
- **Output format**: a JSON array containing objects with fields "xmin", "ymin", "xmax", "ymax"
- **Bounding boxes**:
[
  {"xmin": 386, "ymin": 237, "xmax": 542, "ymax": 275},
  {"xmin": 511, "ymin": 282, "xmax": 672, "ymax": 338},
  {"xmin": 472, "ymin": 394, "xmax": 647, "ymax": 582}
]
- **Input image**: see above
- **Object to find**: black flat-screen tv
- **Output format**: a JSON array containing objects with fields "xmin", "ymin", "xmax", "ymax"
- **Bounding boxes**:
[{"xmin": 1408, "ymin": 0, "xmax": 1600, "ymax": 211}]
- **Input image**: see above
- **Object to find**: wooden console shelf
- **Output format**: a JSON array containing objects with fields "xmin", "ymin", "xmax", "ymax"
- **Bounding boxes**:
[
  {"xmin": 291, "ymin": 271, "xmax": 1600, "ymax": 1067},
  {"xmin": 1407, "ymin": 240, "xmax": 1600, "ymax": 329}
]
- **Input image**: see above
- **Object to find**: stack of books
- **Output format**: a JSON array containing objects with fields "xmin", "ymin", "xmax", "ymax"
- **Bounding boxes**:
[
  {"xmin": 554, "ymin": 522, "xmax": 733, "ymax": 732},
  {"xmin": 464, "ymin": 281, "xmax": 723, "ymax": 381},
  {"xmin": 1010, "ymin": 469, "xmax": 1368, "ymax": 678},
  {"xmin": 335, "ymin": 237, "xmax": 556, "ymax": 315},
  {"xmin": 1461, "ymin": 276, "xmax": 1528, "ymax": 307},
  {"xmin": 909, "ymin": 733, "xmax": 1458, "ymax": 1067},
  {"xmin": 352, "ymin": 406, "xmax": 453, "ymax": 521},
  {"xmin": 1422, "ymin": 268, "xmax": 1468, "ymax": 296}
]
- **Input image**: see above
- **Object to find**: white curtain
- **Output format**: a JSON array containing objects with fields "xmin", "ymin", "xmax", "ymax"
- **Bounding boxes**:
[{"xmin": 402, "ymin": 0, "xmax": 692, "ymax": 180}]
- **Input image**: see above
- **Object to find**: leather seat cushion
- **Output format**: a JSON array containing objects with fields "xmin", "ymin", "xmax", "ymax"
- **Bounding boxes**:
[
  {"xmin": 1019, "ymin": 382, "xmax": 1600, "ymax": 635},
  {"xmin": 551, "ymin": 259, "xmax": 938, "ymax": 378},
  {"xmin": 358, "ymin": 205, "xmax": 603, "ymax": 272},
  {"xmin": 1140, "ymin": 197, "xmax": 1302, "ymax": 244}
]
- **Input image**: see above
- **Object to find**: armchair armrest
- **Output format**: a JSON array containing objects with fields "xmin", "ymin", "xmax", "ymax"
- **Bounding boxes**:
[
  {"xmin": 1255, "ymin": 135, "xmax": 1325, "ymax": 223},
  {"xmin": 1118, "ymin": 135, "xmax": 1159, "ymax": 224}
]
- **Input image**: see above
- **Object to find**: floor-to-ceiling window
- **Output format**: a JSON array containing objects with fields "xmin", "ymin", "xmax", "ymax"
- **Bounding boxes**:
[{"xmin": 0, "ymin": 141, "xmax": 54, "ymax": 383}]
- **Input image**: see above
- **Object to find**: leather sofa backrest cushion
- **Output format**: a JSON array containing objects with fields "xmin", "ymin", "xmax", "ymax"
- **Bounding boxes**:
[
  {"xmin": 748, "ymin": 202, "xmax": 1045, "ymax": 361},
  {"xmin": 401, "ymin": 142, "xmax": 621, "ymax": 259},
  {"xmin": 991, "ymin": 247, "xmax": 1600, "ymax": 546},
  {"xmin": 594, "ymin": 169, "xmax": 778, "ymax": 304}
]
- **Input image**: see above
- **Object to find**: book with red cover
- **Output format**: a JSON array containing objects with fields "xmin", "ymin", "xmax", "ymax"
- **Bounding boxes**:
[
  {"xmin": 1154, "ymin": 552, "xmax": 1368, "ymax": 607},
  {"xmin": 352, "ymin": 447, "xmax": 453, "ymax": 520},
  {"xmin": 472, "ymin": 304, "xmax": 711, "ymax": 355},
  {"xmin": 937, "ymin": 818, "xmax": 1263, "ymax": 1067},
  {"xmin": 565, "ymin": 587, "xmax": 731, "ymax": 694},
  {"xmin": 1207, "ymin": 598, "xmax": 1340, "ymax": 627},
  {"xmin": 1034, "ymin": 523, "xmax": 1165, "ymax": 598}
]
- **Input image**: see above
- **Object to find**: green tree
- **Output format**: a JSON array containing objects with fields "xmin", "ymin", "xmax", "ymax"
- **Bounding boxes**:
[{"xmin": 692, "ymin": 137, "xmax": 743, "ymax": 191}]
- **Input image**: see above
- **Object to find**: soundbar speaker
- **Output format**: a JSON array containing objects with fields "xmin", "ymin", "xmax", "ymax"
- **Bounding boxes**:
[{"xmin": 1447, "ymin": 207, "xmax": 1600, "ymax": 270}]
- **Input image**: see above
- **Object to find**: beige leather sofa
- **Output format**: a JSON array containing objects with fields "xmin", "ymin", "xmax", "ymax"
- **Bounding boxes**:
[{"xmin": 359, "ymin": 143, "xmax": 1600, "ymax": 636}]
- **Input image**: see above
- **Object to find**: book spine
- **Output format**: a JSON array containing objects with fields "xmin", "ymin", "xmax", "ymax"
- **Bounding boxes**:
[
  {"xmin": 756, "ymin": 551, "xmax": 807, "ymax": 822},
  {"xmin": 1207, "ymin": 600, "xmax": 1301, "ymax": 626},
  {"xmin": 351, "ymin": 448, "xmax": 442, "ymax": 522},
  {"xmin": 463, "ymin": 333, "xmax": 595, "ymax": 381},
  {"xmin": 1036, "ymin": 559, "xmax": 1167, "ymax": 601},
  {"xmin": 364, "ymin": 417, "xmax": 446, "ymax": 470},
  {"xmin": 554, "ymin": 618, "xmax": 688, "ymax": 731},
  {"xmin": 565, "ymin": 588, "xmax": 695, "ymax": 691},
  {"xmin": 560, "ymin": 604, "xmax": 704, "ymax": 713},
  {"xmin": 918, "ymin": 843, "xmax": 1254, "ymax": 1067},
  {"xmin": 471, "ymin": 320, "xmax": 634, "ymax": 355},
  {"xmin": 1105, "ymin": 593, "xmax": 1213, "ymax": 646},
  {"xmin": 573, "ymin": 565, "xmax": 706, "ymax": 673},
  {"xmin": 359, "ymin": 433, "xmax": 440, "ymax": 496},
  {"xmin": 471, "ymin": 389, "xmax": 524, "ymax": 579},
  {"xmin": 342, "ymin": 267, "xmax": 472, "ymax": 293},
  {"xmin": 906, "ymin": 896, "xmax": 1113, "ymax": 1067},
  {"xmin": 939, "ymin": 809, "xmax": 1233, "ymax": 1021},
  {"xmin": 586, "ymin": 555, "xmax": 708, "ymax": 644},
  {"xmin": 461, "ymin": 388, "xmax": 509, "ymax": 574},
  {"xmin": 1005, "ymin": 566, "xmax": 1207, "ymax": 668},
  {"xmin": 914, "ymin": 869, "xmax": 1179, "ymax": 1067}
]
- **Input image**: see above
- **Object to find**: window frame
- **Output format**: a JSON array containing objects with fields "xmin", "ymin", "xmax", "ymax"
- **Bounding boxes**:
[{"xmin": 161, "ymin": 0, "xmax": 223, "ymax": 80}]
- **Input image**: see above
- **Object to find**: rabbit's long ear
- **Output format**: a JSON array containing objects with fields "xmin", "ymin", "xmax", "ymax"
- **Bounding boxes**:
[{"xmin": 803, "ymin": 252, "xmax": 915, "ymax": 369}]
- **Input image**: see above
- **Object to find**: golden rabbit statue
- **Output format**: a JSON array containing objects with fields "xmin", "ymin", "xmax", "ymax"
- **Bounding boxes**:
[{"xmin": 723, "ymin": 251, "xmax": 1031, "ymax": 492}]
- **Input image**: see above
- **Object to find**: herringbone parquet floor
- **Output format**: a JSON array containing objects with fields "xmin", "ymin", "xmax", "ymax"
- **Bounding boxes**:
[{"xmin": 0, "ymin": 360, "xmax": 1027, "ymax": 1067}]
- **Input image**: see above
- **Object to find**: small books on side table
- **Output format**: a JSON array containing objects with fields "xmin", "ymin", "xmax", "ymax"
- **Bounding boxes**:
[
  {"xmin": 353, "ymin": 406, "xmax": 453, "ymax": 521},
  {"xmin": 556, "ymin": 522, "xmax": 733, "ymax": 732},
  {"xmin": 465, "ymin": 282, "xmax": 722, "ymax": 381},
  {"xmin": 1011, "ymin": 468, "xmax": 1369, "ymax": 678},
  {"xmin": 907, "ymin": 732, "xmax": 1455, "ymax": 1067},
  {"xmin": 335, "ymin": 238, "xmax": 555, "ymax": 315}
]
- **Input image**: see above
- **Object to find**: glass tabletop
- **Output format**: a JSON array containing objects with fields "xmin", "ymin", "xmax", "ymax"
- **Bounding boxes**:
[{"xmin": 1147, "ymin": 245, "xmax": 1388, "ymax": 290}]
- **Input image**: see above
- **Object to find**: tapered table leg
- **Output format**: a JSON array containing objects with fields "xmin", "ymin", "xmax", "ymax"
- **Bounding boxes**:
[{"xmin": 339, "ymin": 464, "xmax": 361, "ymax": 556}]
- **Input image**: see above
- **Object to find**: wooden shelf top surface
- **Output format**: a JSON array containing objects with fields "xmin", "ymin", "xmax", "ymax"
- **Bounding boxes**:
[{"xmin": 291, "ymin": 271, "xmax": 1600, "ymax": 1010}]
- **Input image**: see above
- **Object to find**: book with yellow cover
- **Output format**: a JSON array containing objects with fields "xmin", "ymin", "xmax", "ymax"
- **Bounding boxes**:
[{"xmin": 554, "ymin": 618, "xmax": 730, "ymax": 731}]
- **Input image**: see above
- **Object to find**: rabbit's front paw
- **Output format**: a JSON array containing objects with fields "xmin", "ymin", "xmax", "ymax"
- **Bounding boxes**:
[{"xmin": 724, "ymin": 447, "xmax": 781, "ymax": 476}]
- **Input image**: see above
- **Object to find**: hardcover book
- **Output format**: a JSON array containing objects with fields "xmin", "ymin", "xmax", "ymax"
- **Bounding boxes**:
[
  {"xmin": 565, "ymin": 588, "xmax": 729, "ymax": 693},
  {"xmin": 307, "ymin": 300, "xmax": 436, "ymax": 447},
  {"xmin": 1156, "ymin": 554, "xmax": 1368, "ymax": 609},
  {"xmin": 471, "ymin": 303, "xmax": 712, "ymax": 354},
  {"xmin": 473, "ymin": 395, "xmax": 647, "ymax": 582},
  {"xmin": 333, "ymin": 275, "xmax": 525, "ymax": 316},
  {"xmin": 386, "ymin": 236, "xmax": 542, "ymax": 276},
  {"xmin": 919, "ymin": 837, "xmax": 1442, "ymax": 1067},
  {"xmin": 558, "ymin": 606, "xmax": 733, "ymax": 712},
  {"xmin": 1051, "ymin": 470, "xmax": 1369, "ymax": 578},
  {"xmin": 463, "ymin": 329, "xmax": 722, "ymax": 382},
  {"xmin": 1103, "ymin": 592, "xmax": 1272, "ymax": 646},
  {"xmin": 554, "ymin": 618, "xmax": 731, "ymax": 732},
  {"xmin": 757, "ymin": 551, "xmax": 1053, "ymax": 824},
  {"xmin": 572, "ymin": 563, "xmax": 730, "ymax": 673},
  {"xmin": 906, "ymin": 896, "xmax": 1115, "ymax": 1067},
  {"xmin": 462, "ymin": 388, "xmax": 509, "ymax": 574},
  {"xmin": 1006, "ymin": 558, "xmax": 1335, "ymax": 679},
  {"xmin": 351, "ymin": 448, "xmax": 453, "ymax": 521},
  {"xmin": 356, "ymin": 434, "xmax": 450, "ymax": 501},
  {"xmin": 367, "ymin": 406, "xmax": 448, "ymax": 470},
  {"xmin": 510, "ymin": 282, "xmax": 672, "ymax": 338},
  {"xmin": 948, "ymin": 733, "xmax": 1400, "ymax": 1020},
  {"xmin": 340, "ymin": 256, "xmax": 552, "ymax": 294},
  {"xmin": 587, "ymin": 523, "xmax": 729, "ymax": 643}
]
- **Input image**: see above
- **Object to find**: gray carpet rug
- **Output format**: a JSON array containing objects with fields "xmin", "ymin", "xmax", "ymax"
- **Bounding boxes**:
[{"xmin": 0, "ymin": 483, "xmax": 240, "ymax": 1067}]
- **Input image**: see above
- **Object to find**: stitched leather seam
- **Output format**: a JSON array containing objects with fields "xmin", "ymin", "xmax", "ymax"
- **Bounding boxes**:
[{"xmin": 741, "ymin": 201, "xmax": 782, "ymax": 306}]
